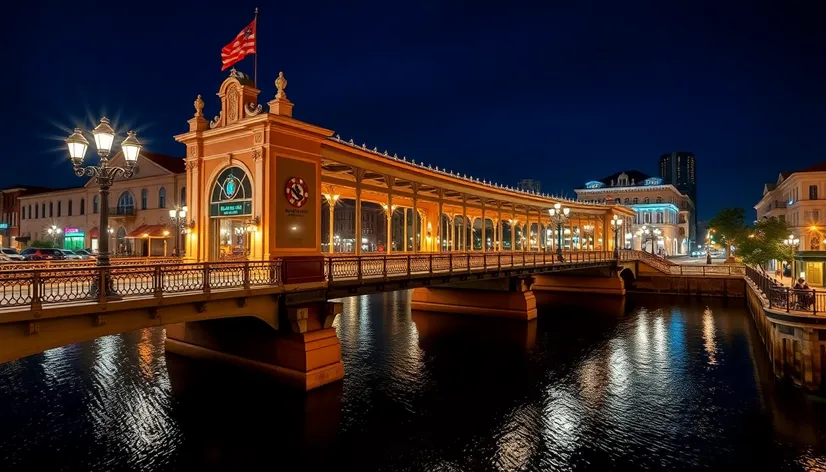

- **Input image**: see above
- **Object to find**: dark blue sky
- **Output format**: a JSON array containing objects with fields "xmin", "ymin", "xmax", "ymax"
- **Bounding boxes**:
[{"xmin": 4, "ymin": 1, "xmax": 824, "ymax": 220}]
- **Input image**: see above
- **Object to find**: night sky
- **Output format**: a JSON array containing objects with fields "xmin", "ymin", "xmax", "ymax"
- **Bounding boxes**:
[{"xmin": 4, "ymin": 1, "xmax": 825, "ymax": 220}]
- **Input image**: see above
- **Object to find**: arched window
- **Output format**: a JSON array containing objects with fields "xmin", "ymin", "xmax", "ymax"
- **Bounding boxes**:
[
  {"xmin": 656, "ymin": 212, "xmax": 664, "ymax": 224},
  {"xmin": 93, "ymin": 195, "xmax": 99, "ymax": 214},
  {"xmin": 632, "ymin": 197, "xmax": 638, "ymax": 204},
  {"xmin": 158, "ymin": 187, "xmax": 166, "ymax": 208},
  {"xmin": 117, "ymin": 192, "xmax": 135, "ymax": 215},
  {"xmin": 21, "ymin": 206, "xmax": 25, "ymax": 220},
  {"xmin": 49, "ymin": 202, "xmax": 53, "ymax": 217},
  {"xmin": 68, "ymin": 200, "xmax": 73, "ymax": 216},
  {"xmin": 35, "ymin": 204, "xmax": 39, "ymax": 219},
  {"xmin": 812, "ymin": 235, "xmax": 821, "ymax": 250},
  {"xmin": 57, "ymin": 201, "xmax": 61, "ymax": 217},
  {"xmin": 656, "ymin": 196, "xmax": 663, "ymax": 203},
  {"xmin": 80, "ymin": 198, "xmax": 85, "ymax": 215},
  {"xmin": 41, "ymin": 203, "xmax": 46, "ymax": 218},
  {"xmin": 624, "ymin": 198, "xmax": 630, "ymax": 204},
  {"xmin": 614, "ymin": 198, "xmax": 620, "ymax": 204},
  {"xmin": 141, "ymin": 189, "xmax": 148, "ymax": 210},
  {"xmin": 29, "ymin": 205, "xmax": 33, "ymax": 219},
  {"xmin": 210, "ymin": 167, "xmax": 253, "ymax": 218},
  {"xmin": 180, "ymin": 186, "xmax": 186, "ymax": 207},
  {"xmin": 643, "ymin": 197, "xmax": 650, "ymax": 204}
]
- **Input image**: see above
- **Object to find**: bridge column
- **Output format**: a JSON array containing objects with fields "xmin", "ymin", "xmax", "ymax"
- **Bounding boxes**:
[
  {"xmin": 461, "ymin": 194, "xmax": 468, "ymax": 252},
  {"xmin": 498, "ymin": 203, "xmax": 503, "ymax": 252},
  {"xmin": 412, "ymin": 184, "xmax": 419, "ymax": 253},
  {"xmin": 403, "ymin": 208, "xmax": 407, "ymax": 252},
  {"xmin": 481, "ymin": 202, "xmax": 486, "ymax": 252},
  {"xmin": 437, "ymin": 191, "xmax": 443, "ymax": 253},
  {"xmin": 355, "ymin": 169, "xmax": 363, "ymax": 255},
  {"xmin": 324, "ymin": 194, "xmax": 337, "ymax": 254},
  {"xmin": 386, "ymin": 176, "xmax": 394, "ymax": 254},
  {"xmin": 526, "ymin": 210, "xmax": 531, "ymax": 252}
]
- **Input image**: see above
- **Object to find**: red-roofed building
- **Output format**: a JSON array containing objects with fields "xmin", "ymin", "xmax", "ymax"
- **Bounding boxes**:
[{"xmin": 17, "ymin": 151, "xmax": 186, "ymax": 256}]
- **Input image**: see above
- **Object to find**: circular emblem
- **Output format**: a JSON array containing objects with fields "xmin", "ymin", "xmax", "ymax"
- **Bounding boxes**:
[{"xmin": 285, "ymin": 177, "xmax": 309, "ymax": 208}]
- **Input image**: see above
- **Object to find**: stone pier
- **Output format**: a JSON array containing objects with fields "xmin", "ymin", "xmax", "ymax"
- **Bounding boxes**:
[
  {"xmin": 410, "ymin": 277, "xmax": 537, "ymax": 321},
  {"xmin": 165, "ymin": 301, "xmax": 344, "ymax": 391}
]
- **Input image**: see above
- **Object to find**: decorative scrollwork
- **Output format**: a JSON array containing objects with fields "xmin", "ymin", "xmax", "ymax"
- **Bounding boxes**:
[
  {"xmin": 209, "ymin": 112, "xmax": 222, "ymax": 129},
  {"xmin": 245, "ymin": 103, "xmax": 262, "ymax": 117}
]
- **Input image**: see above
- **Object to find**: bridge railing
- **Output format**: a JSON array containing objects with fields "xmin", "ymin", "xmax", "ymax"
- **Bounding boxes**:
[
  {"xmin": 0, "ymin": 252, "xmax": 617, "ymax": 310},
  {"xmin": 325, "ymin": 251, "xmax": 614, "ymax": 283}
]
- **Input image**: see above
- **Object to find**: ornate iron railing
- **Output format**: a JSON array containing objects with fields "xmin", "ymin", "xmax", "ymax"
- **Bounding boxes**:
[
  {"xmin": 0, "ymin": 251, "xmax": 622, "ymax": 310},
  {"xmin": 745, "ymin": 265, "xmax": 826, "ymax": 315}
]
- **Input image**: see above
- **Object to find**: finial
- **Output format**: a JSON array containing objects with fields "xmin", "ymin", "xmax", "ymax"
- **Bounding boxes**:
[
  {"xmin": 194, "ymin": 95, "xmax": 204, "ymax": 117},
  {"xmin": 275, "ymin": 71, "xmax": 288, "ymax": 100}
]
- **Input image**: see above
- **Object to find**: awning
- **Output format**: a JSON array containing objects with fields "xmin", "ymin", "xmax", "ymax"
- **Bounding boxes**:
[
  {"xmin": 124, "ymin": 224, "xmax": 172, "ymax": 239},
  {"xmin": 89, "ymin": 227, "xmax": 99, "ymax": 238}
]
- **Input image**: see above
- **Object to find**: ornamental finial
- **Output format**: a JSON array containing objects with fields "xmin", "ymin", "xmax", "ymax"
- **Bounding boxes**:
[
  {"xmin": 275, "ymin": 71, "xmax": 288, "ymax": 100},
  {"xmin": 194, "ymin": 95, "xmax": 204, "ymax": 116}
]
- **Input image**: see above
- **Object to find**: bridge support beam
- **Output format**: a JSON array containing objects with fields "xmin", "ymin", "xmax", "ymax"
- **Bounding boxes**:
[
  {"xmin": 532, "ymin": 268, "xmax": 626, "ymax": 296},
  {"xmin": 410, "ymin": 278, "xmax": 537, "ymax": 321},
  {"xmin": 164, "ymin": 301, "xmax": 344, "ymax": 391}
]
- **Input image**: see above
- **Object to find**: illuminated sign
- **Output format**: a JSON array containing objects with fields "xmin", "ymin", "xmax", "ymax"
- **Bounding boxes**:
[
  {"xmin": 0, "ymin": 223, "xmax": 8, "ymax": 229},
  {"xmin": 210, "ymin": 201, "xmax": 252, "ymax": 217},
  {"xmin": 64, "ymin": 227, "xmax": 79, "ymax": 234}
]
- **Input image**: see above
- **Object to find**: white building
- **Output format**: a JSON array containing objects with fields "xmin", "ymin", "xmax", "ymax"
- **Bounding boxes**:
[
  {"xmin": 18, "ymin": 151, "xmax": 186, "ymax": 256},
  {"xmin": 755, "ymin": 162, "xmax": 826, "ymax": 285},
  {"xmin": 575, "ymin": 170, "xmax": 696, "ymax": 255}
]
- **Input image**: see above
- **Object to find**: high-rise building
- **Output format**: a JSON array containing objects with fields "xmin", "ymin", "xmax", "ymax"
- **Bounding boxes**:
[
  {"xmin": 518, "ymin": 179, "xmax": 541, "ymax": 193},
  {"xmin": 659, "ymin": 152, "xmax": 697, "ymax": 229}
]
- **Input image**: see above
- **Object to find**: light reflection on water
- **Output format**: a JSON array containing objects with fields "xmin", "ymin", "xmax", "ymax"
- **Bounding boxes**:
[{"xmin": 0, "ymin": 292, "xmax": 826, "ymax": 470}]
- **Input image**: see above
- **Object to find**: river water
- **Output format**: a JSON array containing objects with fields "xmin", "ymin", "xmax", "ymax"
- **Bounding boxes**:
[{"xmin": 2, "ymin": 292, "xmax": 826, "ymax": 471}]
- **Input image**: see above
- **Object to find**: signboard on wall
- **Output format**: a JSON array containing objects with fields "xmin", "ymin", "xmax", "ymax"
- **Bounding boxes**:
[
  {"xmin": 210, "ymin": 200, "xmax": 252, "ymax": 217},
  {"xmin": 0, "ymin": 224, "xmax": 8, "ymax": 230}
]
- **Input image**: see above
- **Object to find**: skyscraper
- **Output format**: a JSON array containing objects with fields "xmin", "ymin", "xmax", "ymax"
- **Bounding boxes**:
[
  {"xmin": 660, "ymin": 152, "xmax": 697, "ymax": 229},
  {"xmin": 518, "ymin": 179, "xmax": 541, "ymax": 193}
]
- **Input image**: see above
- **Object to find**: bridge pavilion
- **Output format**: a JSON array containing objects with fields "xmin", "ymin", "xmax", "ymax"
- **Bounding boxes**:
[{"xmin": 174, "ymin": 69, "xmax": 633, "ymax": 266}]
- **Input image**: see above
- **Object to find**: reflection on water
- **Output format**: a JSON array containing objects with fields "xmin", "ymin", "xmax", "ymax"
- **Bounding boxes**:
[{"xmin": 1, "ymin": 292, "xmax": 826, "ymax": 470}]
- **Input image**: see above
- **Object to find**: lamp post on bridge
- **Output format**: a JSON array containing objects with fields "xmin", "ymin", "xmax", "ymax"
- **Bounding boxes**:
[
  {"xmin": 582, "ymin": 224, "xmax": 594, "ymax": 250},
  {"xmin": 609, "ymin": 215, "xmax": 623, "ymax": 259},
  {"xmin": 548, "ymin": 203, "xmax": 570, "ymax": 262},
  {"xmin": 65, "ymin": 118, "xmax": 141, "ymax": 298}
]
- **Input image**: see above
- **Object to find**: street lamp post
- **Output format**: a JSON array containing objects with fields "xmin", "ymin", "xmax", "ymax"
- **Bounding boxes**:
[
  {"xmin": 65, "ymin": 118, "xmax": 141, "ymax": 298},
  {"xmin": 46, "ymin": 225, "xmax": 62, "ymax": 247},
  {"xmin": 609, "ymin": 215, "xmax": 623, "ymax": 259},
  {"xmin": 582, "ymin": 224, "xmax": 594, "ymax": 251},
  {"xmin": 784, "ymin": 234, "xmax": 800, "ymax": 280},
  {"xmin": 548, "ymin": 203, "xmax": 570, "ymax": 262},
  {"xmin": 168, "ymin": 206, "xmax": 189, "ymax": 257},
  {"xmin": 638, "ymin": 225, "xmax": 661, "ymax": 255}
]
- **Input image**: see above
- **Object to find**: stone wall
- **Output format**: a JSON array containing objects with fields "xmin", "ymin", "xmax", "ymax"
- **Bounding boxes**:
[
  {"xmin": 633, "ymin": 275, "xmax": 745, "ymax": 298},
  {"xmin": 745, "ymin": 281, "xmax": 826, "ymax": 391}
]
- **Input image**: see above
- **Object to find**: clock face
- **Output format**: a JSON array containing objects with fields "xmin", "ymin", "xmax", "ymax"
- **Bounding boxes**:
[{"xmin": 285, "ymin": 177, "xmax": 309, "ymax": 208}]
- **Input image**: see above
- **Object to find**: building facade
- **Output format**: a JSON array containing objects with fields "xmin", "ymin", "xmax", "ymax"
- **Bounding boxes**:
[
  {"xmin": 659, "ymin": 152, "xmax": 697, "ymax": 229},
  {"xmin": 0, "ymin": 186, "xmax": 64, "ymax": 248},
  {"xmin": 755, "ymin": 163, "xmax": 826, "ymax": 285},
  {"xmin": 18, "ymin": 152, "xmax": 186, "ymax": 256},
  {"xmin": 575, "ymin": 170, "xmax": 696, "ymax": 255}
]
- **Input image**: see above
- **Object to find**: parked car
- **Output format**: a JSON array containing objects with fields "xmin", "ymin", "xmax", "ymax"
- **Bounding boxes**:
[
  {"xmin": 0, "ymin": 248, "xmax": 24, "ymax": 261},
  {"xmin": 20, "ymin": 248, "xmax": 66, "ymax": 261},
  {"xmin": 59, "ymin": 249, "xmax": 84, "ymax": 260},
  {"xmin": 72, "ymin": 249, "xmax": 94, "ymax": 260}
]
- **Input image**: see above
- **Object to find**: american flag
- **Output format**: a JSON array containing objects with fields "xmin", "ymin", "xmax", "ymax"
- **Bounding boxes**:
[{"xmin": 221, "ymin": 19, "xmax": 257, "ymax": 71}]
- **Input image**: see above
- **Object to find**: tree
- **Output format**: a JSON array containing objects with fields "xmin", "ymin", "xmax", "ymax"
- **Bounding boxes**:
[
  {"xmin": 738, "ymin": 217, "xmax": 793, "ymax": 271},
  {"xmin": 29, "ymin": 240, "xmax": 57, "ymax": 249},
  {"xmin": 707, "ymin": 207, "xmax": 747, "ymax": 260}
]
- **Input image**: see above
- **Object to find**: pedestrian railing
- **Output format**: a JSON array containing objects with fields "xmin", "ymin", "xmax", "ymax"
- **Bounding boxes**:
[
  {"xmin": 744, "ymin": 265, "xmax": 825, "ymax": 315},
  {"xmin": 0, "ymin": 251, "xmax": 620, "ymax": 310},
  {"xmin": 325, "ymin": 251, "xmax": 614, "ymax": 282}
]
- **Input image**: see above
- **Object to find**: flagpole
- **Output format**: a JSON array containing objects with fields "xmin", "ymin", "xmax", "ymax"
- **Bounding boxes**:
[{"xmin": 254, "ymin": 7, "xmax": 259, "ymax": 88}]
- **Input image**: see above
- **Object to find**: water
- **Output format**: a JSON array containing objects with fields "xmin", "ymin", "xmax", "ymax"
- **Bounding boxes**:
[{"xmin": 2, "ymin": 292, "xmax": 826, "ymax": 471}]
